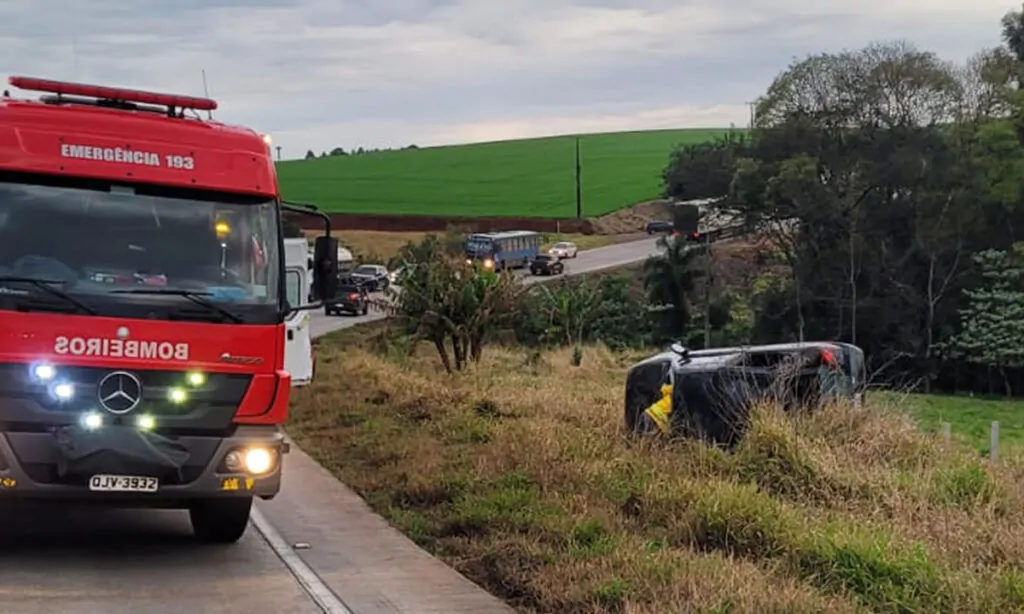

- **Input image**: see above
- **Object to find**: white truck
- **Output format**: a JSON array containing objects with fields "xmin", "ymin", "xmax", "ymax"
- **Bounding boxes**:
[{"xmin": 283, "ymin": 239, "xmax": 356, "ymax": 386}]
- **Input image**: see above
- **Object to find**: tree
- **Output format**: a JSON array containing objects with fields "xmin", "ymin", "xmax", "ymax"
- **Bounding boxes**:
[
  {"xmin": 642, "ymin": 236, "xmax": 704, "ymax": 343},
  {"xmin": 329, "ymin": 147, "xmax": 347, "ymax": 156},
  {"xmin": 663, "ymin": 132, "xmax": 746, "ymax": 201},
  {"xmin": 304, "ymin": 150, "xmax": 315, "ymax": 160},
  {"xmin": 530, "ymin": 280, "xmax": 602, "ymax": 364},
  {"xmin": 387, "ymin": 237, "xmax": 524, "ymax": 372},
  {"xmin": 1002, "ymin": 4, "xmax": 1024, "ymax": 64},
  {"xmin": 944, "ymin": 246, "xmax": 1024, "ymax": 395},
  {"xmin": 657, "ymin": 34, "xmax": 1024, "ymax": 392}
]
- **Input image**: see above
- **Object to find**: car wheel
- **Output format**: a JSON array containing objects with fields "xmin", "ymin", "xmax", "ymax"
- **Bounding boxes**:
[{"xmin": 189, "ymin": 497, "xmax": 252, "ymax": 544}]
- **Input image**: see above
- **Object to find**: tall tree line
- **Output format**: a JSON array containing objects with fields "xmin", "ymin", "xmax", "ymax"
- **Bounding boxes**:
[{"xmin": 660, "ymin": 7, "xmax": 1024, "ymax": 396}]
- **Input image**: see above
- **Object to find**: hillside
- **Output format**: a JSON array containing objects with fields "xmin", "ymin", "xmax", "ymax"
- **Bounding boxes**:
[{"xmin": 277, "ymin": 129, "xmax": 730, "ymax": 218}]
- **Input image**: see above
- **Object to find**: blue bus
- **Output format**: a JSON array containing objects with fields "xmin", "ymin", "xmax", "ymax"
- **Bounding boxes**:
[{"xmin": 465, "ymin": 231, "xmax": 542, "ymax": 270}]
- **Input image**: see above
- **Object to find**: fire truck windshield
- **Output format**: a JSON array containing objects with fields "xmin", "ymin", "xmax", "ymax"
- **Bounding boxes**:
[{"xmin": 0, "ymin": 172, "xmax": 281, "ymax": 324}]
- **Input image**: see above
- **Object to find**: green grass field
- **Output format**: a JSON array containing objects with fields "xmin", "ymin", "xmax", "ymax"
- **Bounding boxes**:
[
  {"xmin": 277, "ymin": 129, "xmax": 731, "ymax": 218},
  {"xmin": 880, "ymin": 391, "xmax": 1024, "ymax": 453}
]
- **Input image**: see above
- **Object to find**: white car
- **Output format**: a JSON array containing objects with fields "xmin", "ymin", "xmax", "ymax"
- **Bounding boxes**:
[{"xmin": 548, "ymin": 241, "xmax": 578, "ymax": 259}]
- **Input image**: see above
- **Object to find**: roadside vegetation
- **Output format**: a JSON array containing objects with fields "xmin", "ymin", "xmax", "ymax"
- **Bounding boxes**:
[
  {"xmin": 290, "ymin": 7, "xmax": 1024, "ymax": 613},
  {"xmin": 291, "ymin": 328, "xmax": 1024, "ymax": 613}
]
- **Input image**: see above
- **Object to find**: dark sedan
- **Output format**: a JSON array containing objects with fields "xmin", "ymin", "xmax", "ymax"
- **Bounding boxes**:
[
  {"xmin": 325, "ymin": 284, "xmax": 370, "ymax": 316},
  {"xmin": 529, "ymin": 254, "xmax": 565, "ymax": 276},
  {"xmin": 348, "ymin": 264, "xmax": 390, "ymax": 292},
  {"xmin": 645, "ymin": 220, "xmax": 674, "ymax": 234}
]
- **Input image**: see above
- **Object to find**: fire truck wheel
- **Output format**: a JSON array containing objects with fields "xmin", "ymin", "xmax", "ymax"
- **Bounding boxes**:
[{"xmin": 189, "ymin": 497, "xmax": 253, "ymax": 544}]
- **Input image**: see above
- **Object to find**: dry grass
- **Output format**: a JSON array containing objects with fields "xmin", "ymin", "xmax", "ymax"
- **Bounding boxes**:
[
  {"xmin": 290, "ymin": 329, "xmax": 1024, "ymax": 614},
  {"xmin": 301, "ymin": 230, "xmax": 616, "ymax": 264}
]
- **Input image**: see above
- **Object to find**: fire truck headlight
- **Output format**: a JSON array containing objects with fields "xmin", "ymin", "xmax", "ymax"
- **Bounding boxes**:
[
  {"xmin": 52, "ymin": 382, "xmax": 75, "ymax": 401},
  {"xmin": 168, "ymin": 387, "xmax": 188, "ymax": 403},
  {"xmin": 136, "ymin": 414, "xmax": 156, "ymax": 430},
  {"xmin": 186, "ymin": 371, "xmax": 205, "ymax": 387},
  {"xmin": 32, "ymin": 363, "xmax": 56, "ymax": 381},
  {"xmin": 244, "ymin": 448, "xmax": 274, "ymax": 475},
  {"xmin": 80, "ymin": 412, "xmax": 103, "ymax": 430}
]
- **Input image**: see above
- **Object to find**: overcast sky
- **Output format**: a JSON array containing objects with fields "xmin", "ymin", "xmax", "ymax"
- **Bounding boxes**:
[{"xmin": 0, "ymin": 0, "xmax": 1014, "ymax": 158}]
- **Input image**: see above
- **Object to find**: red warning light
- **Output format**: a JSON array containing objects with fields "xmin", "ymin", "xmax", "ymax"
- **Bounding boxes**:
[{"xmin": 8, "ymin": 76, "xmax": 218, "ymax": 111}]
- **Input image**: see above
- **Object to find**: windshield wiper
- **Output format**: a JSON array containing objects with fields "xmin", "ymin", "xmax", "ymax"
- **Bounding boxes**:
[
  {"xmin": 109, "ymin": 288, "xmax": 244, "ymax": 323},
  {"xmin": 0, "ymin": 276, "xmax": 97, "ymax": 315}
]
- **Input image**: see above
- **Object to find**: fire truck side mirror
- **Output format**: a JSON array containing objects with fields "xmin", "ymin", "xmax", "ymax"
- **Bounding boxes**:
[{"xmin": 313, "ymin": 236, "xmax": 339, "ymax": 301}]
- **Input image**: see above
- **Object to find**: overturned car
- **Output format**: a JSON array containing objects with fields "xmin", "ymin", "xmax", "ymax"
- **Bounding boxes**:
[{"xmin": 625, "ymin": 341, "xmax": 866, "ymax": 447}]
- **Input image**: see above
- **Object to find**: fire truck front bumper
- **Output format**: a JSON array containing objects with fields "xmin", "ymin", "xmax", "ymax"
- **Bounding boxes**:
[{"xmin": 0, "ymin": 425, "xmax": 287, "ymax": 507}]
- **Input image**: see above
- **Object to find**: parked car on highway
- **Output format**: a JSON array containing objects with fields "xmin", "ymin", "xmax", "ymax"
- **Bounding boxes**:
[
  {"xmin": 645, "ymin": 220, "xmax": 674, "ymax": 234},
  {"xmin": 548, "ymin": 241, "xmax": 578, "ymax": 259},
  {"xmin": 349, "ymin": 264, "xmax": 390, "ymax": 291},
  {"xmin": 529, "ymin": 254, "xmax": 565, "ymax": 276},
  {"xmin": 325, "ymin": 283, "xmax": 370, "ymax": 316}
]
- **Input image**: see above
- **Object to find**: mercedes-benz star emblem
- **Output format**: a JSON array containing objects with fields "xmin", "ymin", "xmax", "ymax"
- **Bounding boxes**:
[{"xmin": 97, "ymin": 371, "xmax": 143, "ymax": 414}]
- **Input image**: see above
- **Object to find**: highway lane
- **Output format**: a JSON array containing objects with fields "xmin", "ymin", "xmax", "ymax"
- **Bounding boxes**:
[
  {"xmin": 0, "ymin": 502, "xmax": 321, "ymax": 613},
  {"xmin": 310, "ymin": 236, "xmax": 662, "ymax": 338}
]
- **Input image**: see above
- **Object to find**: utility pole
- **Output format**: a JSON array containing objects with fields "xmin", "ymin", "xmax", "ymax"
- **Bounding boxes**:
[
  {"xmin": 746, "ymin": 101, "xmax": 756, "ymax": 130},
  {"xmin": 574, "ymin": 137, "xmax": 582, "ymax": 219},
  {"xmin": 703, "ymin": 232, "xmax": 713, "ymax": 348},
  {"xmin": 275, "ymin": 145, "xmax": 282, "ymax": 161}
]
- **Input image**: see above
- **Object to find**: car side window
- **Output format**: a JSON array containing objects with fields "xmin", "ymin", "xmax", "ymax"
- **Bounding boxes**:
[{"xmin": 285, "ymin": 269, "xmax": 302, "ymax": 308}]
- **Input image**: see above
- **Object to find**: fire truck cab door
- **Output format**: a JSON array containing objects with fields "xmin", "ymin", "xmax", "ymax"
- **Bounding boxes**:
[{"xmin": 284, "ymin": 239, "xmax": 314, "ymax": 387}]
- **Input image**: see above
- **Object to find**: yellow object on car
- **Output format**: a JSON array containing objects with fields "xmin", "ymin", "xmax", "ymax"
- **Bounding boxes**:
[{"xmin": 642, "ymin": 383, "xmax": 673, "ymax": 436}]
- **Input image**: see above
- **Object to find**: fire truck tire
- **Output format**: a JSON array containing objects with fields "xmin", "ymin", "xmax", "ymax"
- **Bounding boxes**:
[{"xmin": 189, "ymin": 497, "xmax": 253, "ymax": 544}]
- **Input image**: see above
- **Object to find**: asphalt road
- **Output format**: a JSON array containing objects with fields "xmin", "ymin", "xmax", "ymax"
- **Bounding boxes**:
[
  {"xmin": 311, "ymin": 236, "xmax": 662, "ymax": 338},
  {"xmin": 0, "ymin": 236, "xmax": 661, "ymax": 613}
]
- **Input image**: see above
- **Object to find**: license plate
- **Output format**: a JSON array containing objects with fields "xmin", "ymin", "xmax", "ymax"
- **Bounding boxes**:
[{"xmin": 88, "ymin": 475, "xmax": 159, "ymax": 492}]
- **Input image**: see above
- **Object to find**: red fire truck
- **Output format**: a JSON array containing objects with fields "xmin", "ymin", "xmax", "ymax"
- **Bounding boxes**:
[{"xmin": 0, "ymin": 76, "xmax": 340, "ymax": 543}]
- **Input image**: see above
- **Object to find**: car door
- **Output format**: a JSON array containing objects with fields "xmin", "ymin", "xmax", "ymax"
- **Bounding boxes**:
[{"xmin": 283, "ymin": 265, "xmax": 314, "ymax": 386}]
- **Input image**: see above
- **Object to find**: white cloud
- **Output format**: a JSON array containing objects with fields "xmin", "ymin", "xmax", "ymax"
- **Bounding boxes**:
[{"xmin": 0, "ymin": 0, "xmax": 1013, "ymax": 158}]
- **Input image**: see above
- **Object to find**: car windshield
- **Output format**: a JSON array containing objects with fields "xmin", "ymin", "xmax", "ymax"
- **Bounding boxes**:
[
  {"xmin": 353, "ymin": 266, "xmax": 376, "ymax": 275},
  {"xmin": 0, "ymin": 172, "xmax": 281, "ymax": 323},
  {"xmin": 535, "ymin": 255, "xmax": 552, "ymax": 262},
  {"xmin": 553, "ymin": 243, "xmax": 572, "ymax": 249},
  {"xmin": 338, "ymin": 285, "xmax": 361, "ymax": 294}
]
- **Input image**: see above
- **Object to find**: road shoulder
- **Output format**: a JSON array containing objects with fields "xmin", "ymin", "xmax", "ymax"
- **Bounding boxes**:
[{"xmin": 256, "ymin": 443, "xmax": 515, "ymax": 614}]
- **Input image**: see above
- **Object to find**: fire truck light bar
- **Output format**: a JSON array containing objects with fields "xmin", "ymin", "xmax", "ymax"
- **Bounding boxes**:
[{"xmin": 8, "ymin": 76, "xmax": 218, "ymax": 111}]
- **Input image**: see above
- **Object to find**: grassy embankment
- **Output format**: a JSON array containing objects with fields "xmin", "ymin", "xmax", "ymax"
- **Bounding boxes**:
[
  {"xmin": 290, "ymin": 326, "xmax": 1024, "ymax": 613},
  {"xmin": 278, "ymin": 129, "xmax": 730, "ymax": 218}
]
